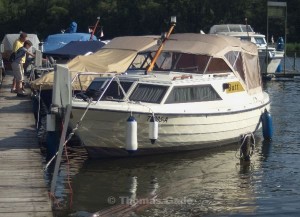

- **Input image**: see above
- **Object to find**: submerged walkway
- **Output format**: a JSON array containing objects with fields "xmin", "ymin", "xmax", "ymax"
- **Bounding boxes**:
[{"xmin": 0, "ymin": 71, "xmax": 53, "ymax": 217}]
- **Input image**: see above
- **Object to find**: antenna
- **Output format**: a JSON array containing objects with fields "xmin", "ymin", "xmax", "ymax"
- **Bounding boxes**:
[{"xmin": 245, "ymin": 18, "xmax": 250, "ymax": 40}]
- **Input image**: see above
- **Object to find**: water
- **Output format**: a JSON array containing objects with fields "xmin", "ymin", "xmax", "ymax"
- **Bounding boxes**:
[
  {"xmin": 43, "ymin": 79, "xmax": 300, "ymax": 217},
  {"xmin": 42, "ymin": 59, "xmax": 300, "ymax": 216}
]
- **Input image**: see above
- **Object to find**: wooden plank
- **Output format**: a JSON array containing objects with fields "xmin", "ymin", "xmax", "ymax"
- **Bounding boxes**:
[
  {"xmin": 0, "ymin": 212, "xmax": 53, "ymax": 217},
  {"xmin": 0, "ymin": 72, "xmax": 53, "ymax": 216}
]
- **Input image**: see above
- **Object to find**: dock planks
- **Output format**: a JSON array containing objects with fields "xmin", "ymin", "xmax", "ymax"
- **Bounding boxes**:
[{"xmin": 0, "ymin": 71, "xmax": 53, "ymax": 217}]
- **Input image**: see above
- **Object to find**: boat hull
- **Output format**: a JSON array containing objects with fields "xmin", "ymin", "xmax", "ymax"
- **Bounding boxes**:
[
  {"xmin": 70, "ymin": 103, "xmax": 270, "ymax": 158},
  {"xmin": 259, "ymin": 52, "xmax": 283, "ymax": 74}
]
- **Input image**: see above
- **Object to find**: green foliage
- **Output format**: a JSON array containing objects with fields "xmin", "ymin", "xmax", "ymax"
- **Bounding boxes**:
[
  {"xmin": 286, "ymin": 43, "xmax": 300, "ymax": 54},
  {"xmin": 0, "ymin": 0, "xmax": 298, "ymax": 43}
]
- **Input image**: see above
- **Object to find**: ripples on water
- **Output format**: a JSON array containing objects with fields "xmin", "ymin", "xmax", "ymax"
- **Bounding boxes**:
[{"xmin": 46, "ymin": 80, "xmax": 300, "ymax": 217}]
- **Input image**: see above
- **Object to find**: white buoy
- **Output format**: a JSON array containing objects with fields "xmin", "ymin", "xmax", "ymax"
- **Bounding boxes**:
[
  {"xmin": 125, "ymin": 115, "xmax": 138, "ymax": 152},
  {"xmin": 149, "ymin": 115, "xmax": 158, "ymax": 144},
  {"xmin": 46, "ymin": 114, "xmax": 56, "ymax": 132}
]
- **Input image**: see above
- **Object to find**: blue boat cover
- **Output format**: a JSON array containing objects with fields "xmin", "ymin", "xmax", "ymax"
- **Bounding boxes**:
[
  {"xmin": 43, "ymin": 40, "xmax": 105, "ymax": 58},
  {"xmin": 43, "ymin": 33, "xmax": 97, "ymax": 52}
]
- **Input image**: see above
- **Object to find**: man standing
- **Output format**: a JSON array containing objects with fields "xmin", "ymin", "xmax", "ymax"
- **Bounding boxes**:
[{"xmin": 11, "ymin": 32, "xmax": 27, "ymax": 93}]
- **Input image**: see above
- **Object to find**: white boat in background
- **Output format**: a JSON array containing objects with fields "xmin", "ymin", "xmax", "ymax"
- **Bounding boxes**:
[
  {"xmin": 52, "ymin": 32, "xmax": 271, "ymax": 158},
  {"xmin": 209, "ymin": 24, "xmax": 284, "ymax": 74}
]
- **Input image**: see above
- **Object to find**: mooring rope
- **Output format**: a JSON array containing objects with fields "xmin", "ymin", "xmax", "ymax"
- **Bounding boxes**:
[
  {"xmin": 43, "ymin": 98, "xmax": 93, "ymax": 171},
  {"xmin": 235, "ymin": 132, "xmax": 256, "ymax": 159}
]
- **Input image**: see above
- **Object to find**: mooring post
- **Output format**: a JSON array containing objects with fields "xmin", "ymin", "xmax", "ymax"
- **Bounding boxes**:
[
  {"xmin": 50, "ymin": 104, "xmax": 72, "ymax": 194},
  {"xmin": 293, "ymin": 52, "xmax": 296, "ymax": 71}
]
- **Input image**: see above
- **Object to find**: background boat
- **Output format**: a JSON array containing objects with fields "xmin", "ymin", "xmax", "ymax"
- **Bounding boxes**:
[{"xmin": 209, "ymin": 24, "xmax": 284, "ymax": 74}]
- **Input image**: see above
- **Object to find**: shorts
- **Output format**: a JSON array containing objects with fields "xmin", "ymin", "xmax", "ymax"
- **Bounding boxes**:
[{"xmin": 11, "ymin": 62, "xmax": 24, "ymax": 82}]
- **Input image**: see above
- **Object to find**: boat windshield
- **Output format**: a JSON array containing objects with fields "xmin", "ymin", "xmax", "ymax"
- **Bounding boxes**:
[
  {"xmin": 254, "ymin": 37, "xmax": 266, "ymax": 46},
  {"xmin": 128, "ymin": 51, "xmax": 231, "ymax": 74},
  {"xmin": 85, "ymin": 79, "xmax": 134, "ymax": 101}
]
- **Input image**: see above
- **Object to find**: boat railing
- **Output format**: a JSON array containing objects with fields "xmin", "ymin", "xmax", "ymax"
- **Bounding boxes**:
[
  {"xmin": 71, "ymin": 71, "xmax": 117, "ymax": 92},
  {"xmin": 71, "ymin": 71, "xmax": 130, "ymax": 104}
]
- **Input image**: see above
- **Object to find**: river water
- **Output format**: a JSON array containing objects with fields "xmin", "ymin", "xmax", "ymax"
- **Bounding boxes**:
[{"xmin": 45, "ymin": 60, "xmax": 300, "ymax": 216}]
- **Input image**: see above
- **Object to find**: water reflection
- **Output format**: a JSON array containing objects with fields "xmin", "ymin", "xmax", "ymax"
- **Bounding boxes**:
[{"xmin": 60, "ymin": 144, "xmax": 263, "ymax": 217}]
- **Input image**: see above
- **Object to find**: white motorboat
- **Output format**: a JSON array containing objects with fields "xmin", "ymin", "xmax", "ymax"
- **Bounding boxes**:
[
  {"xmin": 52, "ymin": 32, "xmax": 272, "ymax": 158},
  {"xmin": 209, "ymin": 24, "xmax": 284, "ymax": 74}
]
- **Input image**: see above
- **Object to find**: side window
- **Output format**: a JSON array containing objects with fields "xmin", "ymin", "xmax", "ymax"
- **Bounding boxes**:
[
  {"xmin": 225, "ymin": 51, "xmax": 245, "ymax": 81},
  {"xmin": 129, "ymin": 84, "xmax": 168, "ymax": 103},
  {"xmin": 165, "ymin": 85, "xmax": 221, "ymax": 104}
]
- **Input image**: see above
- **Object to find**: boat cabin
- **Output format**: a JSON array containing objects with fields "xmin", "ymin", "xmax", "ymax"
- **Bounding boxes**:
[
  {"xmin": 74, "ymin": 33, "xmax": 262, "ymax": 105},
  {"xmin": 83, "ymin": 75, "xmax": 222, "ymax": 105}
]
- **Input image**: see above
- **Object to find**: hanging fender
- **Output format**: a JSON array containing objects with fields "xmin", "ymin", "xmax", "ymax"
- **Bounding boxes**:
[
  {"xmin": 261, "ymin": 109, "xmax": 273, "ymax": 140},
  {"xmin": 125, "ymin": 115, "xmax": 138, "ymax": 152},
  {"xmin": 149, "ymin": 115, "xmax": 158, "ymax": 144}
]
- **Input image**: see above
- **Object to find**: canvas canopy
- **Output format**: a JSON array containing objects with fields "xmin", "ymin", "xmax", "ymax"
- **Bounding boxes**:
[
  {"xmin": 43, "ymin": 33, "xmax": 97, "ymax": 52},
  {"xmin": 142, "ymin": 33, "xmax": 261, "ymax": 95},
  {"xmin": 31, "ymin": 35, "xmax": 158, "ymax": 90},
  {"xmin": 43, "ymin": 41, "xmax": 105, "ymax": 59},
  {"xmin": 146, "ymin": 33, "xmax": 257, "ymax": 57},
  {"xmin": 32, "ymin": 34, "xmax": 261, "ymax": 95}
]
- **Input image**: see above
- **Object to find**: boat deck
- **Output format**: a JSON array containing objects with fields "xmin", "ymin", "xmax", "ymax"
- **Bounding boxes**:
[{"xmin": 0, "ymin": 71, "xmax": 53, "ymax": 217}]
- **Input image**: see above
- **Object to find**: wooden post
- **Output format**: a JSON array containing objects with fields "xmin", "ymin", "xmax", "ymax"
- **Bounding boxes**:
[{"xmin": 293, "ymin": 52, "xmax": 296, "ymax": 71}]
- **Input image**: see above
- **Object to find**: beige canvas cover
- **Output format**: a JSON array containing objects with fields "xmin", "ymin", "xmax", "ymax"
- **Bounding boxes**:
[
  {"xmin": 145, "ymin": 33, "xmax": 261, "ymax": 95},
  {"xmin": 147, "ymin": 33, "xmax": 257, "ymax": 57},
  {"xmin": 32, "ymin": 34, "xmax": 261, "ymax": 94},
  {"xmin": 31, "ymin": 35, "xmax": 158, "ymax": 90}
]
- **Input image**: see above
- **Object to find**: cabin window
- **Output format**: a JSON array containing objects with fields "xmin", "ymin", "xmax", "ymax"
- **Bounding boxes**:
[
  {"xmin": 206, "ymin": 58, "xmax": 232, "ymax": 73},
  {"xmin": 129, "ymin": 84, "xmax": 168, "ymax": 103},
  {"xmin": 128, "ymin": 53, "xmax": 152, "ymax": 69},
  {"xmin": 174, "ymin": 53, "xmax": 210, "ymax": 73},
  {"xmin": 254, "ymin": 37, "xmax": 266, "ymax": 46},
  {"xmin": 128, "ymin": 52, "xmax": 211, "ymax": 74},
  {"xmin": 240, "ymin": 36, "xmax": 251, "ymax": 42},
  {"xmin": 86, "ymin": 80, "xmax": 133, "ymax": 101},
  {"xmin": 165, "ymin": 85, "xmax": 221, "ymax": 104},
  {"xmin": 225, "ymin": 51, "xmax": 245, "ymax": 81}
]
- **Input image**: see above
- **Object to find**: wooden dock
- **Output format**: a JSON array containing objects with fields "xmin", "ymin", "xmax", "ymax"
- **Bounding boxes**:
[
  {"xmin": 0, "ymin": 71, "xmax": 53, "ymax": 217},
  {"xmin": 262, "ymin": 69, "xmax": 300, "ymax": 81}
]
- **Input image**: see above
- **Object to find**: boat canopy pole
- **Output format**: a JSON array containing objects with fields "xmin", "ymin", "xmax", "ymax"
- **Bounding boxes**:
[
  {"xmin": 146, "ymin": 16, "xmax": 176, "ymax": 73},
  {"xmin": 90, "ymin": 16, "xmax": 100, "ymax": 40}
]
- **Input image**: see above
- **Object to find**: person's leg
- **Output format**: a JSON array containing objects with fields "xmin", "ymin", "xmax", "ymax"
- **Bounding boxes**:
[
  {"xmin": 13, "ymin": 63, "xmax": 27, "ymax": 96},
  {"xmin": 11, "ymin": 77, "xmax": 16, "ymax": 92},
  {"xmin": 20, "ymin": 64, "xmax": 26, "ymax": 92}
]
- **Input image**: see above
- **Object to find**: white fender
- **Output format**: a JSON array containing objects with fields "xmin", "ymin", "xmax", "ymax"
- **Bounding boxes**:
[
  {"xmin": 125, "ymin": 116, "xmax": 138, "ymax": 152},
  {"xmin": 149, "ymin": 116, "xmax": 158, "ymax": 144}
]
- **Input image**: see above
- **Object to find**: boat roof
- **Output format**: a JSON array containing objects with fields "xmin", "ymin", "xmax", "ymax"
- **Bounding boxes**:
[
  {"xmin": 209, "ymin": 24, "xmax": 254, "ymax": 34},
  {"xmin": 209, "ymin": 24, "xmax": 265, "ymax": 38},
  {"xmin": 96, "ymin": 71, "xmax": 235, "ymax": 85},
  {"xmin": 67, "ymin": 35, "xmax": 158, "ymax": 72},
  {"xmin": 145, "ymin": 33, "xmax": 258, "ymax": 57},
  {"xmin": 31, "ymin": 35, "xmax": 158, "ymax": 90}
]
